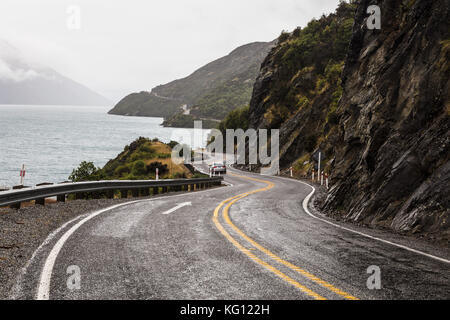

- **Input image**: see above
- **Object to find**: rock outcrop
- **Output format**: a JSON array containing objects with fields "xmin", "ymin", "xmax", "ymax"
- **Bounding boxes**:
[
  {"xmin": 322, "ymin": 0, "xmax": 449, "ymax": 241},
  {"xmin": 246, "ymin": 0, "xmax": 449, "ymax": 241}
]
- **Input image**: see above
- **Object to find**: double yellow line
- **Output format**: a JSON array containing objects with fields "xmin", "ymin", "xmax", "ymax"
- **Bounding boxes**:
[{"xmin": 213, "ymin": 173, "xmax": 358, "ymax": 300}]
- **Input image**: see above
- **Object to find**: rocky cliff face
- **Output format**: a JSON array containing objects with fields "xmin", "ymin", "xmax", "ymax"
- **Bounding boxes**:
[
  {"xmin": 248, "ymin": 1, "xmax": 355, "ymax": 169},
  {"xmin": 247, "ymin": 0, "xmax": 449, "ymax": 242},
  {"xmin": 322, "ymin": 0, "xmax": 449, "ymax": 242}
]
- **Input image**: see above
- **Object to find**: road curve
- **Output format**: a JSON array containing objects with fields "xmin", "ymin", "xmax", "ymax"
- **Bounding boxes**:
[{"xmin": 12, "ymin": 166, "xmax": 450, "ymax": 300}]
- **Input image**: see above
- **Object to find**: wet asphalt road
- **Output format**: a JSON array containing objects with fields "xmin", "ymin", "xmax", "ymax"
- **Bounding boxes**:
[{"xmin": 12, "ymin": 166, "xmax": 450, "ymax": 300}]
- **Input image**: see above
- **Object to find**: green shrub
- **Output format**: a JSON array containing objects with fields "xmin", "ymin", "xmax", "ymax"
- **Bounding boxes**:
[
  {"xmin": 168, "ymin": 141, "xmax": 179, "ymax": 149},
  {"xmin": 69, "ymin": 161, "xmax": 102, "ymax": 182},
  {"xmin": 132, "ymin": 160, "xmax": 147, "ymax": 176},
  {"xmin": 138, "ymin": 145, "xmax": 154, "ymax": 153},
  {"xmin": 171, "ymin": 172, "xmax": 187, "ymax": 179},
  {"xmin": 278, "ymin": 30, "xmax": 290, "ymax": 43},
  {"xmin": 146, "ymin": 162, "xmax": 168, "ymax": 175},
  {"xmin": 157, "ymin": 153, "xmax": 171, "ymax": 159},
  {"xmin": 115, "ymin": 165, "xmax": 130, "ymax": 177}
]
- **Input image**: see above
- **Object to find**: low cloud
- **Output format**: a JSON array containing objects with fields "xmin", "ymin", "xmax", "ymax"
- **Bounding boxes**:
[
  {"xmin": 0, "ymin": 58, "xmax": 40, "ymax": 82},
  {"xmin": 0, "ymin": 39, "xmax": 55, "ymax": 82}
]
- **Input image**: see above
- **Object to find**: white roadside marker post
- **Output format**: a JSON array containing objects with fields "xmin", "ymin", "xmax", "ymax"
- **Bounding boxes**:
[
  {"xmin": 19, "ymin": 164, "xmax": 26, "ymax": 185},
  {"xmin": 290, "ymin": 166, "xmax": 293, "ymax": 177},
  {"xmin": 156, "ymin": 168, "xmax": 159, "ymax": 181},
  {"xmin": 321, "ymin": 171, "xmax": 324, "ymax": 186}
]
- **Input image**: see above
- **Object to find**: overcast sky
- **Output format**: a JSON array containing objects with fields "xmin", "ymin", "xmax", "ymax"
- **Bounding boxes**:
[{"xmin": 0, "ymin": 0, "xmax": 341, "ymax": 103}]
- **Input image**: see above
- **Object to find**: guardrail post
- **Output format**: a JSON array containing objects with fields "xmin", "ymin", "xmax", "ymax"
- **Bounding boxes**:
[
  {"xmin": 152, "ymin": 187, "xmax": 159, "ymax": 195},
  {"xmin": 162, "ymin": 186, "xmax": 168, "ymax": 193},
  {"xmin": 75, "ymin": 193, "xmax": 84, "ymax": 200},
  {"xmin": 132, "ymin": 189, "xmax": 139, "ymax": 198},
  {"xmin": 93, "ymin": 192, "xmax": 101, "ymax": 200},
  {"xmin": 57, "ymin": 194, "xmax": 66, "ymax": 203},
  {"xmin": 141, "ymin": 188, "xmax": 150, "ymax": 197},
  {"xmin": 10, "ymin": 202, "xmax": 21, "ymax": 210},
  {"xmin": 35, "ymin": 198, "xmax": 45, "ymax": 206},
  {"xmin": 106, "ymin": 190, "xmax": 115, "ymax": 199},
  {"xmin": 120, "ymin": 190, "xmax": 128, "ymax": 199}
]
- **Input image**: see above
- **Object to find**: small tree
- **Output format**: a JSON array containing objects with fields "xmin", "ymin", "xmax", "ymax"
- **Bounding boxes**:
[
  {"xmin": 69, "ymin": 161, "xmax": 101, "ymax": 182},
  {"xmin": 278, "ymin": 30, "xmax": 290, "ymax": 43}
]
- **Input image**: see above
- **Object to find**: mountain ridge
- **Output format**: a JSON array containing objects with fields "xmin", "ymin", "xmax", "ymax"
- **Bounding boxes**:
[
  {"xmin": 0, "ymin": 40, "xmax": 110, "ymax": 106},
  {"xmin": 108, "ymin": 41, "xmax": 275, "ymax": 126}
]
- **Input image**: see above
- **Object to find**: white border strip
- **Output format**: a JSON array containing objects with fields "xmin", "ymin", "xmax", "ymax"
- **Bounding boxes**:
[{"xmin": 277, "ymin": 175, "xmax": 450, "ymax": 265}]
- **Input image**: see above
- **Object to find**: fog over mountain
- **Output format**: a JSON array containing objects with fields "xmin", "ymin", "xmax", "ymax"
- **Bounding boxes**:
[{"xmin": 0, "ymin": 40, "xmax": 110, "ymax": 106}]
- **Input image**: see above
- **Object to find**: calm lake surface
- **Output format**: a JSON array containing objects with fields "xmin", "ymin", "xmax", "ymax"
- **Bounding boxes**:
[{"xmin": 0, "ymin": 105, "xmax": 211, "ymax": 187}]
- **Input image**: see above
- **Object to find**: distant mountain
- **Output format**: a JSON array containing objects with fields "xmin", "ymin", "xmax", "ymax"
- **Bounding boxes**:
[
  {"xmin": 0, "ymin": 40, "xmax": 110, "ymax": 106},
  {"xmin": 108, "ymin": 41, "xmax": 275, "ymax": 127}
]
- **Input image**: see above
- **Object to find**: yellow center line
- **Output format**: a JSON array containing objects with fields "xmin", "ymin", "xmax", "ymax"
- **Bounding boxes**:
[
  {"xmin": 212, "ymin": 172, "xmax": 359, "ymax": 300},
  {"xmin": 213, "ymin": 196, "xmax": 325, "ymax": 300}
]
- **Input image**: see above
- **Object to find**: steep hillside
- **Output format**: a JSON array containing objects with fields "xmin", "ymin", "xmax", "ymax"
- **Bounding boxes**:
[
  {"xmin": 108, "ymin": 41, "xmax": 275, "ymax": 126},
  {"xmin": 108, "ymin": 91, "xmax": 182, "ymax": 118},
  {"xmin": 0, "ymin": 40, "xmax": 110, "ymax": 106},
  {"xmin": 242, "ymin": 0, "xmax": 449, "ymax": 241},
  {"xmin": 245, "ymin": 1, "xmax": 356, "ymax": 168},
  {"xmin": 322, "ymin": 0, "xmax": 450, "ymax": 241},
  {"xmin": 70, "ymin": 138, "xmax": 194, "ymax": 181}
]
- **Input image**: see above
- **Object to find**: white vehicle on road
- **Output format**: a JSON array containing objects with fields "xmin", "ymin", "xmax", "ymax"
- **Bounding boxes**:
[{"xmin": 210, "ymin": 162, "xmax": 227, "ymax": 175}]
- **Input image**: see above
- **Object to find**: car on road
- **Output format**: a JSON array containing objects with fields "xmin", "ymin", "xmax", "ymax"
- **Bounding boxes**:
[{"xmin": 210, "ymin": 162, "xmax": 227, "ymax": 175}]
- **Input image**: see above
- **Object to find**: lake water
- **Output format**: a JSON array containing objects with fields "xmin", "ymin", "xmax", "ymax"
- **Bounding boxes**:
[{"xmin": 0, "ymin": 105, "xmax": 211, "ymax": 187}]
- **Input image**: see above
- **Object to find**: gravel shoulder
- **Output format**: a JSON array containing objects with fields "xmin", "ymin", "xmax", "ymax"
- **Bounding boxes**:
[{"xmin": 0, "ymin": 197, "xmax": 150, "ymax": 299}]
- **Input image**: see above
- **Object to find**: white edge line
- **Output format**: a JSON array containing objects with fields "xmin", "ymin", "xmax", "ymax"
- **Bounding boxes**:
[
  {"xmin": 35, "ymin": 186, "xmax": 230, "ymax": 300},
  {"xmin": 9, "ymin": 213, "xmax": 89, "ymax": 299},
  {"xmin": 278, "ymin": 175, "xmax": 450, "ymax": 265},
  {"xmin": 229, "ymin": 167, "xmax": 450, "ymax": 265}
]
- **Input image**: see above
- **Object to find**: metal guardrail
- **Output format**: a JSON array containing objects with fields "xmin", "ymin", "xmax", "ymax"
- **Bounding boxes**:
[{"xmin": 0, "ymin": 177, "xmax": 223, "ymax": 209}]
